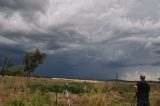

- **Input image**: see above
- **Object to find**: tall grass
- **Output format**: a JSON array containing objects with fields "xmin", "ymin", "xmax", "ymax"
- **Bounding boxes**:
[{"xmin": 0, "ymin": 76, "xmax": 160, "ymax": 106}]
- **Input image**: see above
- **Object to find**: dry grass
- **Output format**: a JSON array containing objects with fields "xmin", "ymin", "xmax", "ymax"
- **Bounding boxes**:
[{"xmin": 0, "ymin": 76, "xmax": 160, "ymax": 106}]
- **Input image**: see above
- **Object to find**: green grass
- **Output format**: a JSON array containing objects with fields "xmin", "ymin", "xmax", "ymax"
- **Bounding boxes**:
[
  {"xmin": 0, "ymin": 76, "xmax": 160, "ymax": 106},
  {"xmin": 28, "ymin": 81, "xmax": 95, "ymax": 94}
]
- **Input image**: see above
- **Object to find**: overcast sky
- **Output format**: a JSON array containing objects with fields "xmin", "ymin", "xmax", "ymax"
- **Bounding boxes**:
[{"xmin": 1, "ymin": 0, "xmax": 160, "ymax": 80}]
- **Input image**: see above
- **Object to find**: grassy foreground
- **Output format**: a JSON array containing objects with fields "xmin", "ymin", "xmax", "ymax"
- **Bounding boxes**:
[{"xmin": 0, "ymin": 76, "xmax": 160, "ymax": 106}]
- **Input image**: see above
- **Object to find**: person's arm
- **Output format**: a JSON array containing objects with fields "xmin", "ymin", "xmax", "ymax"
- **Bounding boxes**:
[
  {"xmin": 134, "ymin": 82, "xmax": 140, "ymax": 93},
  {"xmin": 134, "ymin": 84, "xmax": 138, "ymax": 97},
  {"xmin": 147, "ymin": 83, "xmax": 150, "ymax": 92}
]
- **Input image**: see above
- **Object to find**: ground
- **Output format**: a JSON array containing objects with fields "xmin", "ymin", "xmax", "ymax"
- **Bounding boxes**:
[{"xmin": 0, "ymin": 76, "xmax": 160, "ymax": 106}]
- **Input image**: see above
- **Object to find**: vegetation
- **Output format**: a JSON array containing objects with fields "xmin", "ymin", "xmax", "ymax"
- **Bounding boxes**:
[
  {"xmin": 5, "ymin": 66, "xmax": 25, "ymax": 77},
  {"xmin": 23, "ymin": 49, "xmax": 46, "ymax": 78},
  {"xmin": 0, "ymin": 57, "xmax": 14, "ymax": 77},
  {"xmin": 0, "ymin": 49, "xmax": 46, "ymax": 78},
  {"xmin": 0, "ymin": 76, "xmax": 160, "ymax": 106},
  {"xmin": 1, "ymin": 49, "xmax": 160, "ymax": 105}
]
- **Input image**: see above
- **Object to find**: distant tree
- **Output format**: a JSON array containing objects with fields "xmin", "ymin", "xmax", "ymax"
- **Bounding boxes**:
[
  {"xmin": 23, "ymin": 49, "xmax": 46, "ymax": 78},
  {"xmin": 158, "ymin": 78, "xmax": 160, "ymax": 82},
  {"xmin": 0, "ymin": 57, "xmax": 14, "ymax": 77}
]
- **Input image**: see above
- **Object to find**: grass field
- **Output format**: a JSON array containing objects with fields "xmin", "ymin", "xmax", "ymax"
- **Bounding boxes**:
[{"xmin": 0, "ymin": 76, "xmax": 160, "ymax": 106}]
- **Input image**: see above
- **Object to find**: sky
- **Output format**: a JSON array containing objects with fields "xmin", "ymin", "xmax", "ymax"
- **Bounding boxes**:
[{"xmin": 0, "ymin": 0, "xmax": 160, "ymax": 81}]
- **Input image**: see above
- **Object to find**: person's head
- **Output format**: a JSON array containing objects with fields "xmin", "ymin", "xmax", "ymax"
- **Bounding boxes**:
[{"xmin": 140, "ymin": 75, "xmax": 145, "ymax": 81}]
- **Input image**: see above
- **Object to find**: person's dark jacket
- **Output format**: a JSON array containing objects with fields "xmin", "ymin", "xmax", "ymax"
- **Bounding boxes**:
[{"xmin": 136, "ymin": 81, "xmax": 150, "ymax": 99}]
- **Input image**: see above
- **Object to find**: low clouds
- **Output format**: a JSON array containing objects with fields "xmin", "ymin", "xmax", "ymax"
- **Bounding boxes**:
[
  {"xmin": 121, "ymin": 66, "xmax": 160, "ymax": 81},
  {"xmin": 0, "ymin": 0, "xmax": 160, "ymax": 80},
  {"xmin": 0, "ymin": 0, "xmax": 49, "ymax": 18},
  {"xmin": 0, "ymin": 36, "xmax": 18, "ymax": 45}
]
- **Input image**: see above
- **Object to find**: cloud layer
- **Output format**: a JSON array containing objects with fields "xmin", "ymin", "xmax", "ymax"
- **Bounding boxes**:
[{"xmin": 1, "ymin": 0, "xmax": 160, "ymax": 80}]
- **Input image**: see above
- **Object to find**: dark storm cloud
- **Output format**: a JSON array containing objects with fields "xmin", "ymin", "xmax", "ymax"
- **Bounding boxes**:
[
  {"xmin": 0, "ymin": 45, "xmax": 24, "ymax": 56},
  {"xmin": 0, "ymin": 0, "xmax": 49, "ymax": 17},
  {"xmin": 1, "ymin": 0, "xmax": 160, "ymax": 80}
]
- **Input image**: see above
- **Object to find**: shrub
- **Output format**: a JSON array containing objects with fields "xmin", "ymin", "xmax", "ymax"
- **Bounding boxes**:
[
  {"xmin": 28, "ymin": 83, "xmax": 95, "ymax": 94},
  {"xmin": 5, "ymin": 66, "xmax": 25, "ymax": 76}
]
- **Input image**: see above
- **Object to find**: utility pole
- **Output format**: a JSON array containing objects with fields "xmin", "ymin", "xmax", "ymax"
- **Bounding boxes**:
[{"xmin": 116, "ymin": 72, "xmax": 119, "ymax": 81}]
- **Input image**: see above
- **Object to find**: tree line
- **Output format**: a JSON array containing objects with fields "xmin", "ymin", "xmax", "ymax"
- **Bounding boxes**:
[{"xmin": 0, "ymin": 49, "xmax": 46, "ymax": 78}]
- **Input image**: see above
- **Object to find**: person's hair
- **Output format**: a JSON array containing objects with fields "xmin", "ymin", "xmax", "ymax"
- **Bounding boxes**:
[{"xmin": 140, "ymin": 75, "xmax": 145, "ymax": 80}]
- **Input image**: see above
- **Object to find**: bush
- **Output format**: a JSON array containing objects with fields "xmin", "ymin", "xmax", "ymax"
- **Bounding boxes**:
[
  {"xmin": 118, "ymin": 85, "xmax": 134, "ymax": 95},
  {"xmin": 28, "ymin": 84, "xmax": 49, "ymax": 92},
  {"xmin": 5, "ymin": 66, "xmax": 25, "ymax": 76},
  {"xmin": 28, "ymin": 83, "xmax": 95, "ymax": 94}
]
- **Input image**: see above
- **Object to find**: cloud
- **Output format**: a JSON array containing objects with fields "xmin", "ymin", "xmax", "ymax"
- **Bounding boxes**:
[
  {"xmin": 0, "ymin": 36, "xmax": 18, "ymax": 45},
  {"xmin": 121, "ymin": 71, "xmax": 150, "ymax": 81},
  {"xmin": 0, "ymin": 0, "xmax": 49, "ymax": 17},
  {"xmin": 121, "ymin": 66, "xmax": 160, "ymax": 81},
  {"xmin": 1, "ymin": 0, "xmax": 160, "ymax": 80}
]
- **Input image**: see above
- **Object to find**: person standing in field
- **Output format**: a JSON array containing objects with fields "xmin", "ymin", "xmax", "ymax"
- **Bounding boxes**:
[{"xmin": 134, "ymin": 75, "xmax": 150, "ymax": 106}]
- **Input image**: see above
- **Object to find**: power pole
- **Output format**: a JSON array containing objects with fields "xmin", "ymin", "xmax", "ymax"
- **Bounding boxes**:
[{"xmin": 116, "ymin": 72, "xmax": 118, "ymax": 81}]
